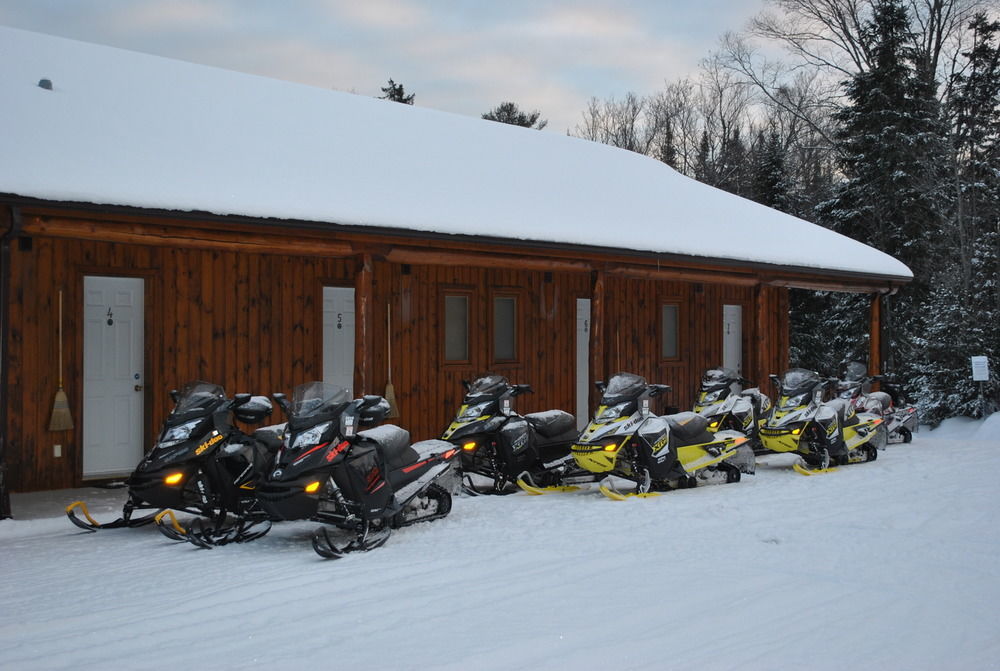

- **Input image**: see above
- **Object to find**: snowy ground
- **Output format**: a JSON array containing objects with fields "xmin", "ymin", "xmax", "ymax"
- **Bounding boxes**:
[{"xmin": 2, "ymin": 416, "xmax": 999, "ymax": 671}]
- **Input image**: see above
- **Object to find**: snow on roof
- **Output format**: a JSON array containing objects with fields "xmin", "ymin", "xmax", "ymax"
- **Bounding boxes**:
[{"xmin": 0, "ymin": 26, "xmax": 911, "ymax": 281}]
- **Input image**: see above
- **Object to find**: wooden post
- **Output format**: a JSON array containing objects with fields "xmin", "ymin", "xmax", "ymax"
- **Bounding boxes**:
[
  {"xmin": 754, "ymin": 284, "xmax": 770, "ymax": 384},
  {"xmin": 355, "ymin": 254, "xmax": 374, "ymax": 395},
  {"xmin": 589, "ymin": 270, "xmax": 606, "ymax": 409},
  {"xmin": 868, "ymin": 292, "xmax": 882, "ymax": 376}
]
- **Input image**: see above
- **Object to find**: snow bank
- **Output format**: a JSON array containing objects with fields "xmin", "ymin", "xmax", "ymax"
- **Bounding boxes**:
[
  {"xmin": 3, "ymin": 434, "xmax": 999, "ymax": 670},
  {"xmin": 0, "ymin": 26, "xmax": 911, "ymax": 281}
]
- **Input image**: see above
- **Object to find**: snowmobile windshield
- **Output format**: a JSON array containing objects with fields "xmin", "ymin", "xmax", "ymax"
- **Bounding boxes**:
[
  {"xmin": 465, "ymin": 375, "xmax": 509, "ymax": 399},
  {"xmin": 843, "ymin": 361, "xmax": 868, "ymax": 382},
  {"xmin": 602, "ymin": 372, "xmax": 647, "ymax": 404},
  {"xmin": 288, "ymin": 382, "xmax": 351, "ymax": 418},
  {"xmin": 780, "ymin": 369, "xmax": 820, "ymax": 393},
  {"xmin": 171, "ymin": 381, "xmax": 226, "ymax": 416},
  {"xmin": 701, "ymin": 367, "xmax": 737, "ymax": 390}
]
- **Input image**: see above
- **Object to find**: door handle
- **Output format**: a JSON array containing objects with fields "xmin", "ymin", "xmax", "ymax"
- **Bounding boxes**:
[{"xmin": 134, "ymin": 385, "xmax": 143, "ymax": 392}]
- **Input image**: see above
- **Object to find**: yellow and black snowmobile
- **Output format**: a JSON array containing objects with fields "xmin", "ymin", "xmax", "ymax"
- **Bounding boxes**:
[
  {"xmin": 538, "ymin": 372, "xmax": 755, "ymax": 499},
  {"xmin": 760, "ymin": 368, "xmax": 886, "ymax": 475},
  {"xmin": 693, "ymin": 367, "xmax": 772, "ymax": 452}
]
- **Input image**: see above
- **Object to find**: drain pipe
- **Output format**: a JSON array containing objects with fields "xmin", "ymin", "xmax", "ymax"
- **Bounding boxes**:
[{"xmin": 0, "ymin": 205, "xmax": 23, "ymax": 519}]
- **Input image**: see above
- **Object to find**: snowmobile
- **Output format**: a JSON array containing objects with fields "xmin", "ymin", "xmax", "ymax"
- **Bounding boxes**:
[
  {"xmin": 760, "ymin": 368, "xmax": 886, "ymax": 475},
  {"xmin": 693, "ymin": 367, "xmax": 772, "ymax": 451},
  {"xmin": 66, "ymin": 381, "xmax": 281, "ymax": 546},
  {"xmin": 441, "ymin": 375, "xmax": 596, "ymax": 495},
  {"xmin": 255, "ymin": 382, "xmax": 459, "ymax": 559},
  {"xmin": 837, "ymin": 361, "xmax": 919, "ymax": 444},
  {"xmin": 560, "ymin": 372, "xmax": 755, "ymax": 499}
]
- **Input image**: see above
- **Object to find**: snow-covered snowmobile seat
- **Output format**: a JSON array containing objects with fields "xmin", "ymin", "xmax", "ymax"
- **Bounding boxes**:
[
  {"xmin": 665, "ymin": 411, "xmax": 714, "ymax": 445},
  {"xmin": 825, "ymin": 398, "xmax": 860, "ymax": 428},
  {"xmin": 866, "ymin": 391, "xmax": 892, "ymax": 413},
  {"xmin": 358, "ymin": 425, "xmax": 418, "ymax": 471},
  {"xmin": 525, "ymin": 410, "xmax": 576, "ymax": 439}
]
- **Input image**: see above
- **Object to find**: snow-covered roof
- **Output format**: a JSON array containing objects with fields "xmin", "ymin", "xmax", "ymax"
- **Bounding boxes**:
[{"xmin": 0, "ymin": 26, "xmax": 911, "ymax": 282}]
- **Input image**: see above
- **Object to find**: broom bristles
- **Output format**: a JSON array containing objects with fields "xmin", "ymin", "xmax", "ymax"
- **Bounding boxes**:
[
  {"xmin": 48, "ymin": 387, "xmax": 74, "ymax": 431},
  {"xmin": 385, "ymin": 382, "xmax": 400, "ymax": 418}
]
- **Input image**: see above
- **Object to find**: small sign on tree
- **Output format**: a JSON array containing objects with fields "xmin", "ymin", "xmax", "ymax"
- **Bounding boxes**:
[{"xmin": 971, "ymin": 356, "xmax": 990, "ymax": 382}]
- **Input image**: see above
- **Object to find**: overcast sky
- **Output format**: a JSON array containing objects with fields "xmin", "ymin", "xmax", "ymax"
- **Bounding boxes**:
[{"xmin": 0, "ymin": 0, "xmax": 769, "ymax": 133}]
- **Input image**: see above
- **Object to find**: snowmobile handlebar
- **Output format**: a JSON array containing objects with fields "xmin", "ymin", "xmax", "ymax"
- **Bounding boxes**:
[
  {"xmin": 647, "ymin": 384, "xmax": 671, "ymax": 397},
  {"xmin": 510, "ymin": 384, "xmax": 533, "ymax": 396}
]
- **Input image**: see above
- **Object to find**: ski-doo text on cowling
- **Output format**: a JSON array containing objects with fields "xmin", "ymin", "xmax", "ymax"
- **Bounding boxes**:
[
  {"xmin": 760, "ymin": 368, "xmax": 886, "ymax": 474},
  {"xmin": 256, "ymin": 382, "xmax": 459, "ymax": 559},
  {"xmin": 693, "ymin": 367, "xmax": 772, "ymax": 452},
  {"xmin": 442, "ymin": 375, "xmax": 596, "ymax": 494},
  {"xmin": 564, "ymin": 372, "xmax": 755, "ymax": 499},
  {"xmin": 66, "ymin": 381, "xmax": 281, "ymax": 546}
]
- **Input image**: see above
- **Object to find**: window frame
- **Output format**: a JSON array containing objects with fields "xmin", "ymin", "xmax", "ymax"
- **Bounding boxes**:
[
  {"xmin": 659, "ymin": 301, "xmax": 682, "ymax": 362},
  {"xmin": 490, "ymin": 291, "xmax": 520, "ymax": 365},
  {"xmin": 441, "ymin": 290, "xmax": 473, "ymax": 365}
]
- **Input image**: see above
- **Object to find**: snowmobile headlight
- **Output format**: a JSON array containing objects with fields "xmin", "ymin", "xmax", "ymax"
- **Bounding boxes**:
[
  {"xmin": 290, "ymin": 422, "xmax": 332, "ymax": 449},
  {"xmin": 779, "ymin": 393, "xmax": 808, "ymax": 410},
  {"xmin": 707, "ymin": 419, "xmax": 722, "ymax": 432},
  {"xmin": 597, "ymin": 403, "xmax": 628, "ymax": 423},
  {"xmin": 304, "ymin": 480, "xmax": 321, "ymax": 494},
  {"xmin": 603, "ymin": 440, "xmax": 621, "ymax": 452},
  {"xmin": 462, "ymin": 441, "xmax": 477, "ymax": 452},
  {"xmin": 700, "ymin": 389, "xmax": 724, "ymax": 404},
  {"xmin": 457, "ymin": 402, "xmax": 490, "ymax": 421},
  {"xmin": 157, "ymin": 419, "xmax": 204, "ymax": 449},
  {"xmin": 164, "ymin": 472, "xmax": 184, "ymax": 485}
]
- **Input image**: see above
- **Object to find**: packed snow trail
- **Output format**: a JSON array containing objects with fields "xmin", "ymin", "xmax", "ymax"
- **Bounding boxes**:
[{"xmin": 2, "ymin": 421, "xmax": 998, "ymax": 670}]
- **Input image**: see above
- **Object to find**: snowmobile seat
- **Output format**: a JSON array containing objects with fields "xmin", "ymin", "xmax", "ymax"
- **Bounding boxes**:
[
  {"xmin": 825, "ymin": 398, "xmax": 860, "ymax": 428},
  {"xmin": 664, "ymin": 411, "xmax": 714, "ymax": 445},
  {"xmin": 358, "ymin": 425, "xmax": 418, "ymax": 471},
  {"xmin": 525, "ymin": 410, "xmax": 576, "ymax": 440},
  {"xmin": 866, "ymin": 391, "xmax": 893, "ymax": 413}
]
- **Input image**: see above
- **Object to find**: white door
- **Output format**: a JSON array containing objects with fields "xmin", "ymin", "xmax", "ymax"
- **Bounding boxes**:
[
  {"xmin": 723, "ymin": 304, "xmax": 742, "ymax": 373},
  {"xmin": 323, "ymin": 287, "xmax": 355, "ymax": 394},
  {"xmin": 576, "ymin": 298, "xmax": 591, "ymax": 430},
  {"xmin": 83, "ymin": 276, "xmax": 144, "ymax": 478}
]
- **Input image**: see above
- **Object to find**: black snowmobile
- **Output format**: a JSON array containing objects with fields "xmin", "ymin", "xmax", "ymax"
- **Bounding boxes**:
[
  {"xmin": 66, "ymin": 381, "xmax": 281, "ymax": 546},
  {"xmin": 692, "ymin": 367, "xmax": 772, "ymax": 451},
  {"xmin": 837, "ymin": 361, "xmax": 919, "ymax": 444},
  {"xmin": 256, "ymin": 382, "xmax": 459, "ymax": 559},
  {"xmin": 441, "ymin": 375, "xmax": 595, "ymax": 495}
]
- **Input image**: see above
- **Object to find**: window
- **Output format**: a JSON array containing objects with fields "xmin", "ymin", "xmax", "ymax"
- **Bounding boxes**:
[
  {"xmin": 661, "ymin": 304, "xmax": 679, "ymax": 359},
  {"xmin": 493, "ymin": 296, "xmax": 517, "ymax": 361},
  {"xmin": 444, "ymin": 295, "xmax": 469, "ymax": 362}
]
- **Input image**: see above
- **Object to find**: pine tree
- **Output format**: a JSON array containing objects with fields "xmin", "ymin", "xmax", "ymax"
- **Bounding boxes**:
[
  {"xmin": 482, "ymin": 102, "xmax": 548, "ymax": 130},
  {"xmin": 813, "ymin": 0, "xmax": 950, "ymax": 383},
  {"xmin": 378, "ymin": 78, "xmax": 415, "ymax": 104}
]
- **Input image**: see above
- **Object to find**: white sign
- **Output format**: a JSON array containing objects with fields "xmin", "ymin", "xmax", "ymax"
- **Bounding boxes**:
[{"xmin": 971, "ymin": 356, "xmax": 990, "ymax": 382}]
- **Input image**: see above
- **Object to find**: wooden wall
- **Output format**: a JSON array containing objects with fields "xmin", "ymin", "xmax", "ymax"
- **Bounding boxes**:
[{"xmin": 4, "ymin": 209, "xmax": 791, "ymax": 492}]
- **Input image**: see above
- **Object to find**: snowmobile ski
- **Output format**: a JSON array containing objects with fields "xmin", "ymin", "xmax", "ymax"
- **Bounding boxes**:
[
  {"xmin": 154, "ymin": 509, "xmax": 189, "ymax": 541},
  {"xmin": 598, "ymin": 479, "xmax": 661, "ymax": 500},
  {"xmin": 515, "ymin": 477, "xmax": 581, "ymax": 495},
  {"xmin": 311, "ymin": 521, "xmax": 392, "ymax": 559},
  {"xmin": 792, "ymin": 461, "xmax": 838, "ymax": 476},
  {"xmin": 65, "ymin": 500, "xmax": 161, "ymax": 532}
]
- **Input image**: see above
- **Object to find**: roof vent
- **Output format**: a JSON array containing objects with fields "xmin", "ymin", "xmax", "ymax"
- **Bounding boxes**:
[{"xmin": 38, "ymin": 78, "xmax": 53, "ymax": 90}]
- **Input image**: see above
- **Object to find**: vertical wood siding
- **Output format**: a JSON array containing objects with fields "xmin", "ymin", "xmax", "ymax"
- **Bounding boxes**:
[{"xmin": 5, "ymin": 216, "xmax": 791, "ymax": 492}]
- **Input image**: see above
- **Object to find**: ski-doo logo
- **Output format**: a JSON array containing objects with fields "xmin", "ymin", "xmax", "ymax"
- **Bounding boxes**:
[
  {"xmin": 650, "ymin": 434, "xmax": 669, "ymax": 453},
  {"xmin": 511, "ymin": 433, "xmax": 528, "ymax": 452},
  {"xmin": 195, "ymin": 433, "xmax": 224, "ymax": 455}
]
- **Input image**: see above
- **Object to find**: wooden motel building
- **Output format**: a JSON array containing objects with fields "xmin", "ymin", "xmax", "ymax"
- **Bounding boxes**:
[{"xmin": 0, "ymin": 28, "xmax": 911, "ymax": 510}]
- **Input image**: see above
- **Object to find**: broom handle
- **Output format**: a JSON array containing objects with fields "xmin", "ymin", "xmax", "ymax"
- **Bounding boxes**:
[{"xmin": 387, "ymin": 303, "xmax": 392, "ymax": 382}]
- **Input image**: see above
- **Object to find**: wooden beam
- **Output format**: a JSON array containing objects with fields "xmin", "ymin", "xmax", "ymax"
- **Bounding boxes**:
[
  {"xmin": 23, "ymin": 216, "xmax": 354, "ymax": 258},
  {"xmin": 765, "ymin": 276, "xmax": 902, "ymax": 294},
  {"xmin": 869, "ymin": 293, "xmax": 882, "ymax": 376},
  {"xmin": 754, "ymin": 285, "xmax": 771, "ymax": 384},
  {"xmin": 607, "ymin": 265, "xmax": 759, "ymax": 287},
  {"xmin": 589, "ymin": 271, "xmax": 606, "ymax": 408},
  {"xmin": 355, "ymin": 254, "xmax": 374, "ymax": 395},
  {"xmin": 385, "ymin": 248, "xmax": 591, "ymax": 273}
]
